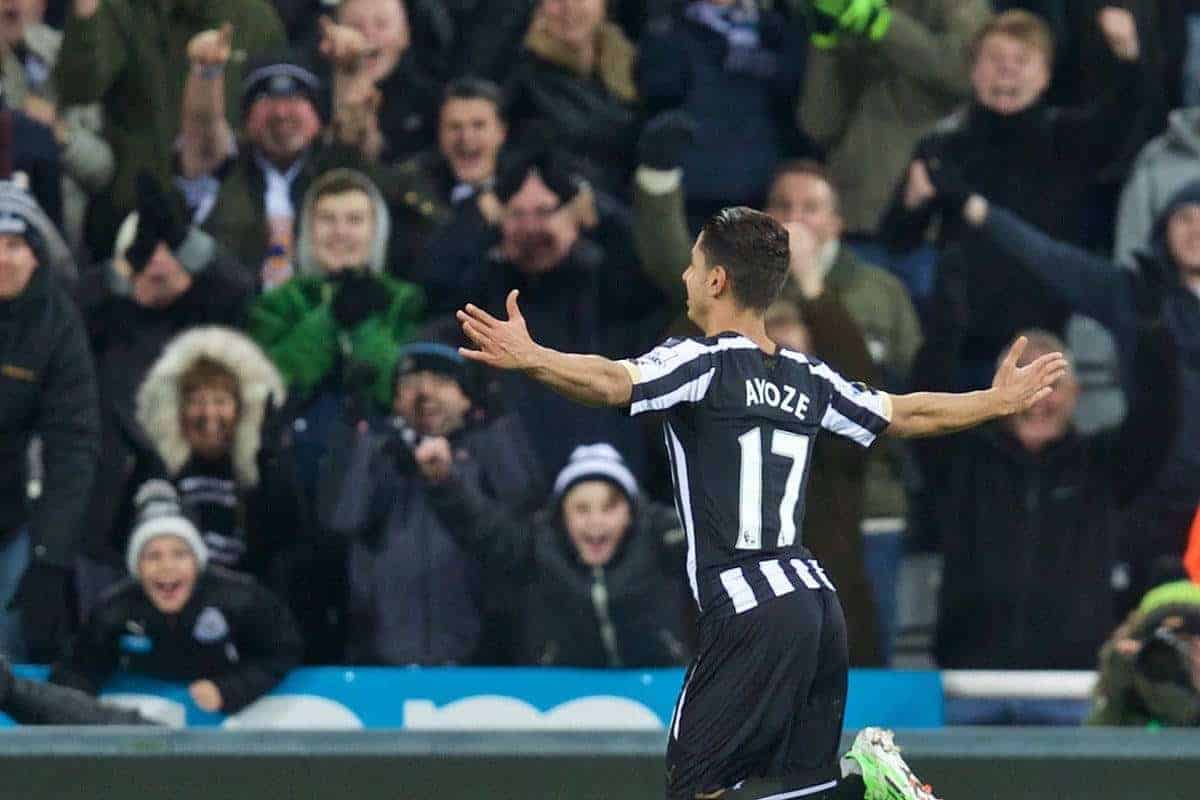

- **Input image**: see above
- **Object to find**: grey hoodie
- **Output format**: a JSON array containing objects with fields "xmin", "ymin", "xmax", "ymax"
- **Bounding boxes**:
[
  {"xmin": 1115, "ymin": 108, "xmax": 1200, "ymax": 268},
  {"xmin": 295, "ymin": 168, "xmax": 391, "ymax": 277}
]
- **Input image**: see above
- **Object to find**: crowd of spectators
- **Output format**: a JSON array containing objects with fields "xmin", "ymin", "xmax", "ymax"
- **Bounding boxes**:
[{"xmin": 2, "ymin": 0, "xmax": 1199, "ymax": 724}]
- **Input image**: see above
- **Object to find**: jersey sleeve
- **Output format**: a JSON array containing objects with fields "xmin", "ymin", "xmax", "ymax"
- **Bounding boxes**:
[
  {"xmin": 808, "ymin": 361, "xmax": 892, "ymax": 447},
  {"xmin": 620, "ymin": 338, "xmax": 718, "ymax": 416}
]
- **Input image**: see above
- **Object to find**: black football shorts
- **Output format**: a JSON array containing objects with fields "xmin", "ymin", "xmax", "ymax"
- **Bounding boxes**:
[{"xmin": 665, "ymin": 587, "xmax": 848, "ymax": 799}]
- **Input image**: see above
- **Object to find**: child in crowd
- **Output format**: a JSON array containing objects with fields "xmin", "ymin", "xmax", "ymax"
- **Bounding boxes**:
[{"xmin": 51, "ymin": 485, "xmax": 303, "ymax": 715}]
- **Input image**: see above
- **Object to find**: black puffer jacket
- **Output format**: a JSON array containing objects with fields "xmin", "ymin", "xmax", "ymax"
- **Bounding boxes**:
[
  {"xmin": 428, "ymin": 477, "xmax": 690, "ymax": 667},
  {"xmin": 925, "ymin": 319, "xmax": 1178, "ymax": 669},
  {"xmin": 50, "ymin": 566, "xmax": 303, "ymax": 713},
  {"xmin": 0, "ymin": 264, "xmax": 99, "ymax": 566},
  {"xmin": 973, "ymin": 190, "xmax": 1200, "ymax": 602},
  {"xmin": 503, "ymin": 22, "xmax": 641, "ymax": 196},
  {"xmin": 882, "ymin": 57, "xmax": 1151, "ymax": 367}
]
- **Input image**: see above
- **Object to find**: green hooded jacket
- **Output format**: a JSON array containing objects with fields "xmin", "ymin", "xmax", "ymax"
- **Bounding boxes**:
[
  {"xmin": 247, "ymin": 169, "xmax": 425, "ymax": 409},
  {"xmin": 1087, "ymin": 581, "xmax": 1200, "ymax": 727}
]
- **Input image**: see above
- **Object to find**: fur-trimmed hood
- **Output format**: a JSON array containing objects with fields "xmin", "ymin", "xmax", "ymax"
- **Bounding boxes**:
[
  {"xmin": 524, "ymin": 19, "xmax": 637, "ymax": 103},
  {"xmin": 296, "ymin": 168, "xmax": 391, "ymax": 277},
  {"xmin": 135, "ymin": 326, "xmax": 286, "ymax": 487}
]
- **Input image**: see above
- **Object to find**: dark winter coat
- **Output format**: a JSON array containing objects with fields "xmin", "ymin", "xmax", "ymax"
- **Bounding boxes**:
[
  {"xmin": 428, "ymin": 478, "xmax": 690, "ymax": 667},
  {"xmin": 104, "ymin": 455, "xmax": 308, "ymax": 590},
  {"xmin": 419, "ymin": 212, "xmax": 665, "ymax": 477},
  {"xmin": 202, "ymin": 142, "xmax": 368, "ymax": 277},
  {"xmin": 76, "ymin": 242, "xmax": 255, "ymax": 562},
  {"xmin": 319, "ymin": 414, "xmax": 544, "ymax": 665},
  {"xmin": 50, "ymin": 566, "xmax": 303, "ymax": 714},
  {"xmin": 923, "ymin": 312, "xmax": 1178, "ymax": 669},
  {"xmin": 373, "ymin": 53, "xmax": 442, "ymax": 164},
  {"xmin": 310, "ymin": 50, "xmax": 441, "ymax": 165},
  {"xmin": 52, "ymin": 0, "xmax": 286, "ymax": 222},
  {"xmin": 408, "ymin": 0, "xmax": 536, "ymax": 81},
  {"xmin": 126, "ymin": 325, "xmax": 306, "ymax": 585},
  {"xmin": 0, "ymin": 264, "xmax": 99, "ymax": 565},
  {"xmin": 789, "ymin": 292, "xmax": 880, "ymax": 667},
  {"xmin": 0, "ymin": 110, "xmax": 62, "ymax": 228},
  {"xmin": 881, "ymin": 59, "xmax": 1151, "ymax": 367},
  {"xmin": 386, "ymin": 149, "xmax": 461, "ymax": 284},
  {"xmin": 637, "ymin": 7, "xmax": 806, "ymax": 217},
  {"xmin": 975, "ymin": 202, "xmax": 1200, "ymax": 600},
  {"xmin": 504, "ymin": 21, "xmax": 640, "ymax": 196}
]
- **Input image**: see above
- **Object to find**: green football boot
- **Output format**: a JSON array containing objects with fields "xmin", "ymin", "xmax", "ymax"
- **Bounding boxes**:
[{"xmin": 841, "ymin": 727, "xmax": 941, "ymax": 800}]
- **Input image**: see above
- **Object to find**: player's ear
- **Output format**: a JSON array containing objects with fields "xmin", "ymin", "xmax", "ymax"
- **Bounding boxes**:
[{"xmin": 709, "ymin": 265, "xmax": 728, "ymax": 297}]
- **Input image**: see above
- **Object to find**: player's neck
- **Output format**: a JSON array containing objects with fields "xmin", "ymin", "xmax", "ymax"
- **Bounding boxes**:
[{"xmin": 701, "ymin": 307, "xmax": 776, "ymax": 355}]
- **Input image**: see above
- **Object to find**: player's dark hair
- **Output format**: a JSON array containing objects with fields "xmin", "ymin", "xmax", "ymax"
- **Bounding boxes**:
[
  {"xmin": 442, "ymin": 77, "xmax": 507, "ymax": 121},
  {"xmin": 699, "ymin": 207, "xmax": 790, "ymax": 312}
]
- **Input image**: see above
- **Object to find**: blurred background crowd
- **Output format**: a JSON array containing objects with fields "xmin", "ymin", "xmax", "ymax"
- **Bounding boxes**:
[{"xmin": 1, "ymin": 0, "xmax": 1199, "ymax": 726}]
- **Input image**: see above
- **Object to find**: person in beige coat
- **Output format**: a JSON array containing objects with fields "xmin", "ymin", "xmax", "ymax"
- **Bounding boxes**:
[{"xmin": 797, "ymin": 0, "xmax": 991, "ymax": 236}]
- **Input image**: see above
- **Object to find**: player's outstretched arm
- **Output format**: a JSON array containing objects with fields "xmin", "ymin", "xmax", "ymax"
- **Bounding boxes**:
[
  {"xmin": 885, "ymin": 336, "xmax": 1068, "ymax": 438},
  {"xmin": 457, "ymin": 290, "xmax": 633, "ymax": 407}
]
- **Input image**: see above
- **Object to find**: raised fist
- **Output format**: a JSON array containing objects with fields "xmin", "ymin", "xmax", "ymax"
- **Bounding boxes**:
[
  {"xmin": 782, "ymin": 222, "xmax": 824, "ymax": 300},
  {"xmin": 73, "ymin": 0, "xmax": 101, "ymax": 19},
  {"xmin": 187, "ymin": 23, "xmax": 235, "ymax": 68},
  {"xmin": 902, "ymin": 160, "xmax": 936, "ymax": 211},
  {"xmin": 414, "ymin": 437, "xmax": 454, "ymax": 484},
  {"xmin": 319, "ymin": 15, "xmax": 370, "ymax": 71},
  {"xmin": 1097, "ymin": 7, "xmax": 1139, "ymax": 61}
]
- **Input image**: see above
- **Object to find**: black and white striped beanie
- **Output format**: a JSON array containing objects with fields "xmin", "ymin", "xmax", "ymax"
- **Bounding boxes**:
[{"xmin": 126, "ymin": 480, "xmax": 209, "ymax": 577}]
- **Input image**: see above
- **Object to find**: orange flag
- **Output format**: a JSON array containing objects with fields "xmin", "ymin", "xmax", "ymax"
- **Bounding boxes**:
[{"xmin": 1185, "ymin": 505, "xmax": 1200, "ymax": 584}]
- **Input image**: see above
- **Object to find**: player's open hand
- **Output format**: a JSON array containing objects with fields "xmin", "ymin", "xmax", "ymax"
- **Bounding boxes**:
[
  {"xmin": 457, "ymin": 290, "xmax": 539, "ymax": 371},
  {"xmin": 990, "ymin": 336, "xmax": 1069, "ymax": 416}
]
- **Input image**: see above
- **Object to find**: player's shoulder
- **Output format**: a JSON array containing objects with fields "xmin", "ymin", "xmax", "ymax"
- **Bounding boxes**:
[
  {"xmin": 775, "ymin": 346, "xmax": 821, "ymax": 375},
  {"xmin": 774, "ymin": 349, "xmax": 847, "ymax": 391},
  {"xmin": 636, "ymin": 333, "xmax": 755, "ymax": 365}
]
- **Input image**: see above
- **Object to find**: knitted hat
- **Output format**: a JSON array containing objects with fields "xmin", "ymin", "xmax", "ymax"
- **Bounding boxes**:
[
  {"xmin": 0, "ymin": 183, "xmax": 47, "ymax": 265},
  {"xmin": 396, "ymin": 342, "xmax": 477, "ymax": 398},
  {"xmin": 1160, "ymin": 181, "xmax": 1200, "ymax": 227},
  {"xmin": 125, "ymin": 480, "xmax": 209, "ymax": 577},
  {"xmin": 240, "ymin": 53, "xmax": 324, "ymax": 121},
  {"xmin": 0, "ymin": 207, "xmax": 44, "ymax": 262},
  {"xmin": 0, "ymin": 180, "xmax": 75, "ymax": 282},
  {"xmin": 553, "ymin": 444, "xmax": 639, "ymax": 507}
]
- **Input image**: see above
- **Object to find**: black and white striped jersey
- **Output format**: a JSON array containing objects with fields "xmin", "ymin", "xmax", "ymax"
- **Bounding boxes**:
[{"xmin": 622, "ymin": 332, "xmax": 892, "ymax": 617}]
